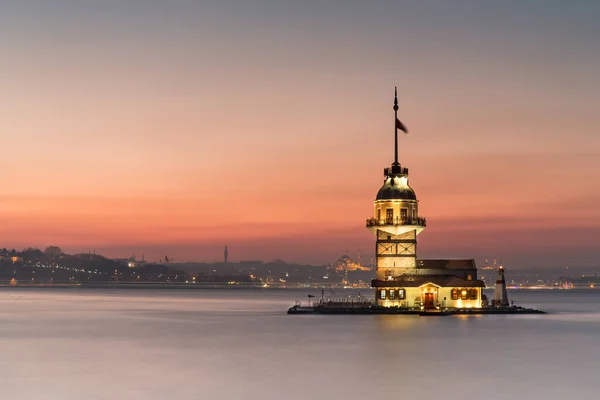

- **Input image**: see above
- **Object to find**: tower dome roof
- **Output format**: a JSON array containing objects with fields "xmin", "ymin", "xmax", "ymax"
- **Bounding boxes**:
[{"xmin": 376, "ymin": 175, "xmax": 416, "ymax": 200}]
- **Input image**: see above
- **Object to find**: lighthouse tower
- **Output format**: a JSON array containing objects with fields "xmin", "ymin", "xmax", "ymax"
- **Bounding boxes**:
[
  {"xmin": 493, "ymin": 266, "xmax": 509, "ymax": 307},
  {"xmin": 366, "ymin": 88, "xmax": 426, "ymax": 303}
]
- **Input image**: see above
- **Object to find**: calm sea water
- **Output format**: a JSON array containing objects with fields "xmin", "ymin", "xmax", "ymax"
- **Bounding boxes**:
[{"xmin": 0, "ymin": 288, "xmax": 598, "ymax": 400}]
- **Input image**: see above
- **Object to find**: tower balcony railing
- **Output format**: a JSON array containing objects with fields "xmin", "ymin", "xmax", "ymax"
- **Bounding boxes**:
[{"xmin": 366, "ymin": 216, "xmax": 426, "ymax": 228}]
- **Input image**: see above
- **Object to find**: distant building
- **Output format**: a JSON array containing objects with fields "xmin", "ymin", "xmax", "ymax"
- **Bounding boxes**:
[
  {"xmin": 367, "ymin": 89, "xmax": 485, "ymax": 309},
  {"xmin": 332, "ymin": 255, "xmax": 371, "ymax": 272},
  {"xmin": 224, "ymin": 245, "xmax": 228, "ymax": 264},
  {"xmin": 113, "ymin": 258, "xmax": 130, "ymax": 266},
  {"xmin": 121, "ymin": 255, "xmax": 146, "ymax": 268}
]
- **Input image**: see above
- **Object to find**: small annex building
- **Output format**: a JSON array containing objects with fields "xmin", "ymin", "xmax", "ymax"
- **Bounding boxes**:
[
  {"xmin": 367, "ymin": 89, "xmax": 485, "ymax": 309},
  {"xmin": 371, "ymin": 260, "xmax": 484, "ymax": 309}
]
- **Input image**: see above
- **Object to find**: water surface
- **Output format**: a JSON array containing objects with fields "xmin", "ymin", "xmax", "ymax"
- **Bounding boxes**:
[{"xmin": 0, "ymin": 288, "xmax": 597, "ymax": 399}]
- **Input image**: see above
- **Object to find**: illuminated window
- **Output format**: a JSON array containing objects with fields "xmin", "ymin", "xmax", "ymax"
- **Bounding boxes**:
[
  {"xmin": 451, "ymin": 289, "xmax": 459, "ymax": 300},
  {"xmin": 380, "ymin": 290, "xmax": 386, "ymax": 300},
  {"xmin": 398, "ymin": 289, "xmax": 406, "ymax": 300},
  {"xmin": 389, "ymin": 290, "xmax": 395, "ymax": 300},
  {"xmin": 400, "ymin": 208, "xmax": 407, "ymax": 222},
  {"xmin": 467, "ymin": 274, "xmax": 472, "ymax": 281},
  {"xmin": 386, "ymin": 209, "xmax": 393, "ymax": 224},
  {"xmin": 469, "ymin": 289, "xmax": 478, "ymax": 300},
  {"xmin": 460, "ymin": 289, "xmax": 468, "ymax": 300}
]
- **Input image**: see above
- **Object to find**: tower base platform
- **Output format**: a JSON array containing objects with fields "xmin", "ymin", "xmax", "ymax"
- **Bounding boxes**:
[{"xmin": 287, "ymin": 304, "xmax": 546, "ymax": 315}]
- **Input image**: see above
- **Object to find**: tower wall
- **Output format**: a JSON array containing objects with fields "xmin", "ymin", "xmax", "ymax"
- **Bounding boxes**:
[{"xmin": 375, "ymin": 229, "xmax": 417, "ymax": 280}]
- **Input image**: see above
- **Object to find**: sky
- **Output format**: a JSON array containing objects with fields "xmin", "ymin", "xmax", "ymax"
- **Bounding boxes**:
[{"xmin": 1, "ymin": 1, "xmax": 599, "ymax": 268}]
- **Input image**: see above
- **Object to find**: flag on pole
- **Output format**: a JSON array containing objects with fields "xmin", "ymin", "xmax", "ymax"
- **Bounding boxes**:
[{"xmin": 396, "ymin": 118, "xmax": 408, "ymax": 133}]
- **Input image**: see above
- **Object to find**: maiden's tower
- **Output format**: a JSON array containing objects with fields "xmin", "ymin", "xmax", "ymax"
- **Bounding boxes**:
[{"xmin": 367, "ymin": 89, "xmax": 485, "ymax": 309}]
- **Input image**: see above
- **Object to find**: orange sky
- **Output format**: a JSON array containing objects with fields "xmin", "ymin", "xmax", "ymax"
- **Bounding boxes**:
[{"xmin": 1, "ymin": 2, "xmax": 599, "ymax": 267}]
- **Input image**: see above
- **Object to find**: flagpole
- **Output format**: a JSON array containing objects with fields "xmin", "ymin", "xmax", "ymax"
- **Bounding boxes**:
[{"xmin": 393, "ymin": 86, "xmax": 399, "ymax": 166}]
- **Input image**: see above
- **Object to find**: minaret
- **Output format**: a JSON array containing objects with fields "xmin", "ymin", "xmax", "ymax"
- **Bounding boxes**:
[
  {"xmin": 493, "ymin": 266, "xmax": 509, "ymax": 307},
  {"xmin": 224, "ymin": 245, "xmax": 228, "ymax": 264},
  {"xmin": 367, "ymin": 88, "xmax": 426, "ymax": 304}
]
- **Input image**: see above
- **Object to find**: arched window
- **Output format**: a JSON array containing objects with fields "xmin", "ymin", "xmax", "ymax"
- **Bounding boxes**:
[
  {"xmin": 460, "ymin": 289, "xmax": 469, "ymax": 300},
  {"xmin": 451, "ymin": 288, "xmax": 459, "ymax": 300}
]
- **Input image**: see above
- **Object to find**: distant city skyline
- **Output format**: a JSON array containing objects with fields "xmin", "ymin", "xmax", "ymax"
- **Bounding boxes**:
[{"xmin": 1, "ymin": 1, "xmax": 599, "ymax": 268}]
